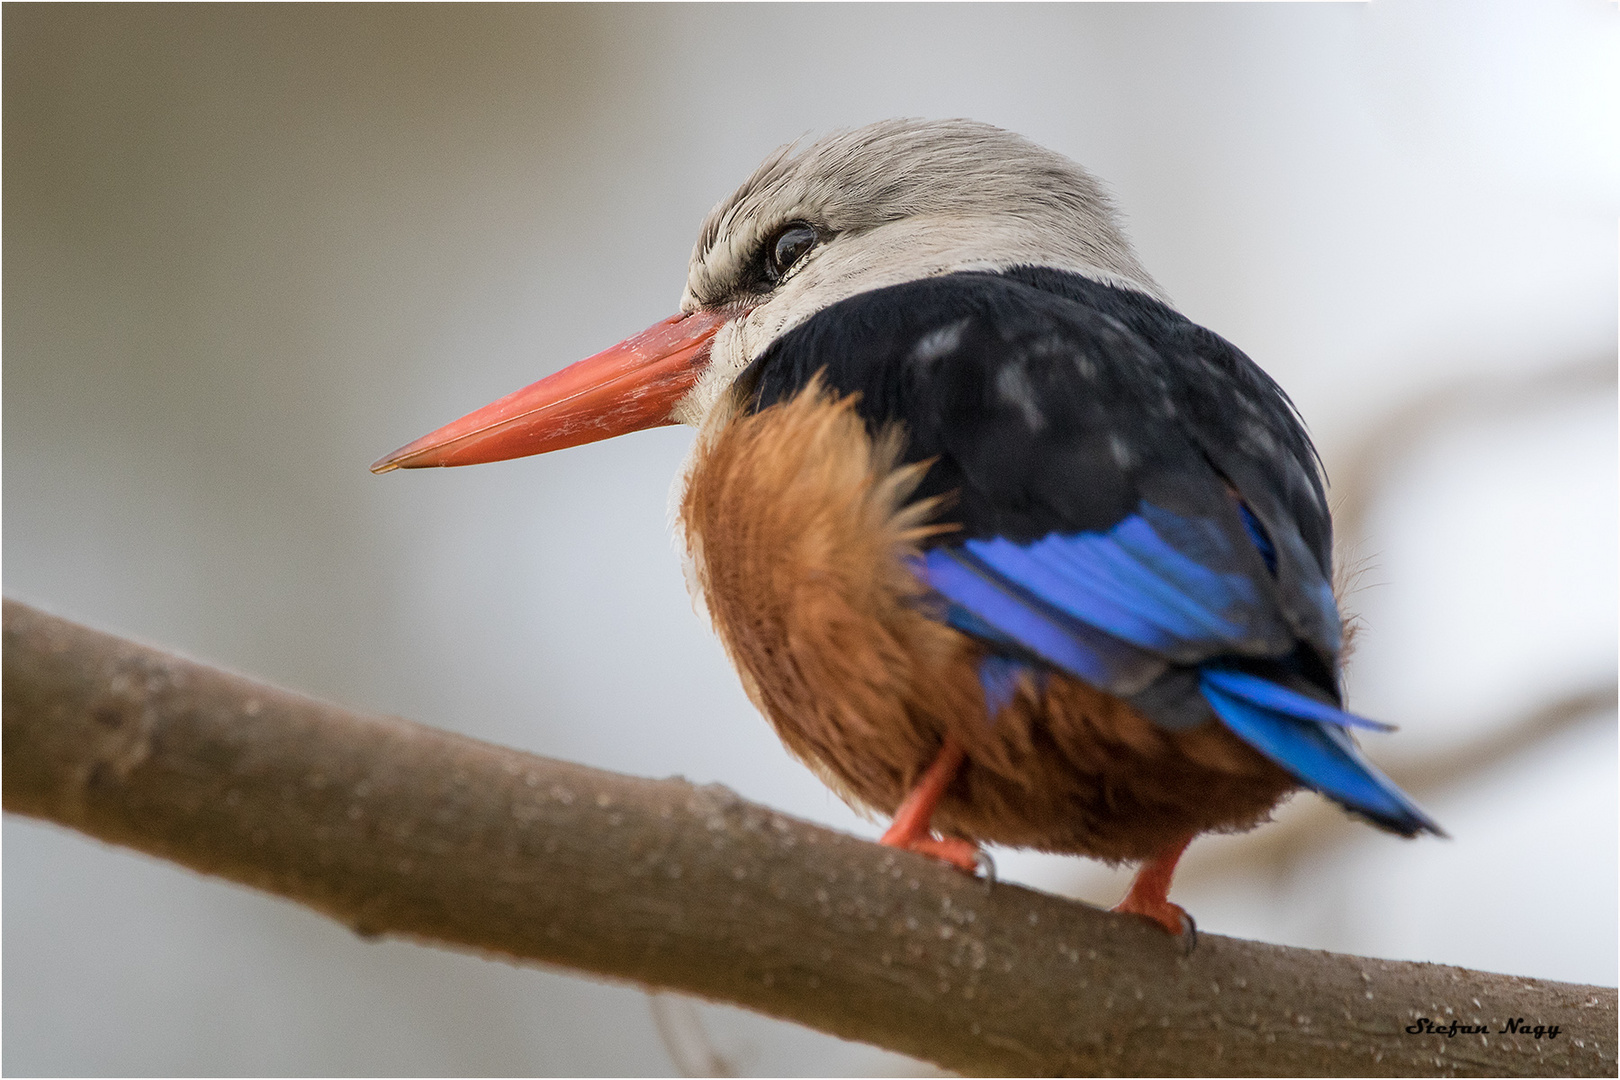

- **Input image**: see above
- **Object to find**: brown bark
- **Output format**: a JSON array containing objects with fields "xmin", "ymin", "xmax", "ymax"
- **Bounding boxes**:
[{"xmin": 4, "ymin": 598, "xmax": 1613, "ymax": 1077}]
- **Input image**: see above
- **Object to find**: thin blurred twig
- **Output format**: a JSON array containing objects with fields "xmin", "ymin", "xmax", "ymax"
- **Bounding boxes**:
[
  {"xmin": 1329, "ymin": 357, "xmax": 1615, "ymax": 544},
  {"xmin": 648, "ymin": 994, "xmax": 738, "ymax": 1078},
  {"xmin": 5, "ymin": 599, "xmax": 1615, "ymax": 1077}
]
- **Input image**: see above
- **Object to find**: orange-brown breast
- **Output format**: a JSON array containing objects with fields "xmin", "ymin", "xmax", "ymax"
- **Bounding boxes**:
[{"xmin": 680, "ymin": 381, "xmax": 1297, "ymax": 863}]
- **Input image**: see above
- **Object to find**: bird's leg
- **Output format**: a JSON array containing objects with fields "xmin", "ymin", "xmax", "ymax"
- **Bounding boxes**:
[
  {"xmin": 879, "ymin": 735, "xmax": 982, "ymax": 874},
  {"xmin": 1113, "ymin": 834, "xmax": 1196, "ymax": 939}
]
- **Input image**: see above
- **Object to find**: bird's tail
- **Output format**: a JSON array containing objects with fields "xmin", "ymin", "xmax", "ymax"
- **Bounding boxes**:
[{"xmin": 1199, "ymin": 667, "xmax": 1445, "ymax": 837}]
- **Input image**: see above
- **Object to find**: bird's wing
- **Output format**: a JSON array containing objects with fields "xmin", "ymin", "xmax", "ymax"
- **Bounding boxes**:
[
  {"xmin": 747, "ymin": 268, "xmax": 1339, "ymax": 669},
  {"xmin": 747, "ymin": 269, "xmax": 1439, "ymax": 836}
]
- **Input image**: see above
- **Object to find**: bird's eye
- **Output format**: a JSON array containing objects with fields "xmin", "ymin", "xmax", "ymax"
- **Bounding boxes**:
[{"xmin": 765, "ymin": 223, "xmax": 818, "ymax": 283}]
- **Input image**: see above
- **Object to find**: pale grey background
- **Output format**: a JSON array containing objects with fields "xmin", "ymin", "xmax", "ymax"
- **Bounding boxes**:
[{"xmin": 5, "ymin": 2, "xmax": 1616, "ymax": 1075}]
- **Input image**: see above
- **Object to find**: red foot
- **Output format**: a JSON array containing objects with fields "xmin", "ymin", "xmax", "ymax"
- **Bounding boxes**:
[
  {"xmin": 1113, "ymin": 835, "xmax": 1196, "ymax": 941},
  {"xmin": 879, "ymin": 736, "xmax": 984, "ymax": 874}
]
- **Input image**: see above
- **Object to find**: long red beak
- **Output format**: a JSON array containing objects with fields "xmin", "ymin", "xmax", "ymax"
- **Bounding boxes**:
[{"xmin": 371, "ymin": 308, "xmax": 731, "ymax": 473}]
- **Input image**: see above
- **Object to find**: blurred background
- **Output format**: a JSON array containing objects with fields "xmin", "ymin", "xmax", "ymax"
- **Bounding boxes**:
[{"xmin": 5, "ymin": 2, "xmax": 1616, "ymax": 1074}]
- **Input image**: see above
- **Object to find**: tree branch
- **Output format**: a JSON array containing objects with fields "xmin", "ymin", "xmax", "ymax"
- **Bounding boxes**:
[{"xmin": 4, "ymin": 598, "xmax": 1613, "ymax": 1077}]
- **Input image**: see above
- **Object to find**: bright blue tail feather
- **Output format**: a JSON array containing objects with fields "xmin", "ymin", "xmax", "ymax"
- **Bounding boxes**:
[
  {"xmin": 1200, "ymin": 667, "xmax": 1395, "ymax": 733},
  {"xmin": 1199, "ymin": 670, "xmax": 1442, "ymax": 837}
]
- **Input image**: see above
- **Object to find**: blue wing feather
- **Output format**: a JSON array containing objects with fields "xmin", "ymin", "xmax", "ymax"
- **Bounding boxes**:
[
  {"xmin": 955, "ymin": 508, "xmax": 1293, "ymax": 661},
  {"xmin": 1236, "ymin": 502, "xmax": 1277, "ymax": 574},
  {"xmin": 977, "ymin": 654, "xmax": 1029, "ymax": 717},
  {"xmin": 921, "ymin": 548, "xmax": 1165, "ymax": 695},
  {"xmin": 925, "ymin": 503, "xmax": 1290, "ymax": 662},
  {"xmin": 966, "ymin": 534, "xmax": 1220, "ymax": 655}
]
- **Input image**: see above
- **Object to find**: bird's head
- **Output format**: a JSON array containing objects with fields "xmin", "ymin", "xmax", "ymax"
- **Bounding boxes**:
[{"xmin": 371, "ymin": 118, "xmax": 1161, "ymax": 472}]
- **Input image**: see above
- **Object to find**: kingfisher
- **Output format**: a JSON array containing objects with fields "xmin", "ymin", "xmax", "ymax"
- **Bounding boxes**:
[{"xmin": 373, "ymin": 119, "xmax": 1440, "ymax": 937}]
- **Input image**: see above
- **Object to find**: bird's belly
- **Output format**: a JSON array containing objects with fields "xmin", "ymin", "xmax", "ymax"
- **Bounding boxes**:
[{"xmin": 681, "ymin": 383, "xmax": 1295, "ymax": 862}]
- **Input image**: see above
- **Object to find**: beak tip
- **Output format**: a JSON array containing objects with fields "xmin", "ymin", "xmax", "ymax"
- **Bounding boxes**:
[{"xmin": 369, "ymin": 449, "xmax": 410, "ymax": 474}]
